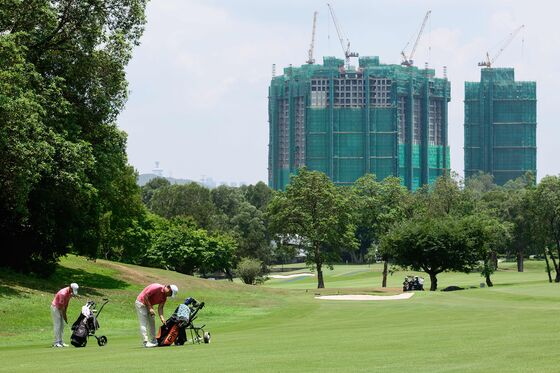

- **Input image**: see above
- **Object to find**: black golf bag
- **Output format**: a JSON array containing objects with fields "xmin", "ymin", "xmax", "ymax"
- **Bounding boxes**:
[{"xmin": 70, "ymin": 299, "xmax": 109, "ymax": 347}]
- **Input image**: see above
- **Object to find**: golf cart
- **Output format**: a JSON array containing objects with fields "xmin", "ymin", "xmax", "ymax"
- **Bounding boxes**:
[{"xmin": 403, "ymin": 275, "xmax": 424, "ymax": 291}]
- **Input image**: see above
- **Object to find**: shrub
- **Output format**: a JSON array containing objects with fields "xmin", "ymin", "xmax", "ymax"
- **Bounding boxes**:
[{"xmin": 235, "ymin": 258, "xmax": 264, "ymax": 285}]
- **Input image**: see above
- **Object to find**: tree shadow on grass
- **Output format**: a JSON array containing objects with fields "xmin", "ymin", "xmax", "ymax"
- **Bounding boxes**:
[
  {"xmin": 0, "ymin": 265, "xmax": 129, "ymax": 298},
  {"xmin": 0, "ymin": 284, "xmax": 21, "ymax": 298}
]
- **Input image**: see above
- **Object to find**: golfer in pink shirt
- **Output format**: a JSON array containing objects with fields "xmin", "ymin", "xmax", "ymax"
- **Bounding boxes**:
[
  {"xmin": 51, "ymin": 283, "xmax": 79, "ymax": 347},
  {"xmin": 135, "ymin": 283, "xmax": 178, "ymax": 347}
]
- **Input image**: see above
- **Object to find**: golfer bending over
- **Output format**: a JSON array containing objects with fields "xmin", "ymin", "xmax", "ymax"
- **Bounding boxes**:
[
  {"xmin": 51, "ymin": 283, "xmax": 79, "ymax": 347},
  {"xmin": 135, "ymin": 283, "xmax": 178, "ymax": 347}
]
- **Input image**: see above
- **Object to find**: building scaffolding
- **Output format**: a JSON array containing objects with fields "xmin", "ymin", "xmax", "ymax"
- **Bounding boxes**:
[
  {"xmin": 464, "ymin": 68, "xmax": 536, "ymax": 185},
  {"xmin": 268, "ymin": 56, "xmax": 451, "ymax": 190}
]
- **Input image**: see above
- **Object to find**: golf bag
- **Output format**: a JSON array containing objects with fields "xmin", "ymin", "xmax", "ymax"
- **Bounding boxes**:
[
  {"xmin": 156, "ymin": 297, "xmax": 209, "ymax": 346},
  {"xmin": 70, "ymin": 299, "xmax": 109, "ymax": 347},
  {"xmin": 156, "ymin": 318, "xmax": 183, "ymax": 346}
]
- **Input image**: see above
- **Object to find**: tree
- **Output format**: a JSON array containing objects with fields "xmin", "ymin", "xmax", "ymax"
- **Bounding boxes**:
[
  {"xmin": 208, "ymin": 185, "xmax": 272, "ymax": 263},
  {"xmin": 241, "ymin": 182, "xmax": 273, "ymax": 211},
  {"xmin": 464, "ymin": 172, "xmax": 497, "ymax": 200},
  {"xmin": 466, "ymin": 215, "xmax": 512, "ymax": 287},
  {"xmin": 267, "ymin": 168, "xmax": 357, "ymax": 288},
  {"xmin": 380, "ymin": 216, "xmax": 489, "ymax": 291},
  {"xmin": 149, "ymin": 183, "xmax": 215, "ymax": 229},
  {"xmin": 351, "ymin": 175, "xmax": 411, "ymax": 286},
  {"xmin": 144, "ymin": 217, "xmax": 236, "ymax": 277},
  {"xmin": 209, "ymin": 184, "xmax": 243, "ymax": 232},
  {"xmin": 533, "ymin": 176, "xmax": 560, "ymax": 282},
  {"xmin": 141, "ymin": 177, "xmax": 170, "ymax": 205},
  {"xmin": 420, "ymin": 173, "xmax": 475, "ymax": 218},
  {"xmin": 0, "ymin": 0, "xmax": 148, "ymax": 274},
  {"xmin": 0, "ymin": 34, "xmax": 97, "ymax": 274},
  {"xmin": 231, "ymin": 202, "xmax": 271, "ymax": 263},
  {"xmin": 116, "ymin": 210, "xmax": 154, "ymax": 264},
  {"xmin": 211, "ymin": 185, "xmax": 243, "ymax": 218},
  {"xmin": 407, "ymin": 175, "xmax": 515, "ymax": 288},
  {"xmin": 376, "ymin": 174, "xmax": 478, "ymax": 290},
  {"xmin": 97, "ymin": 165, "xmax": 147, "ymax": 260},
  {"xmin": 198, "ymin": 234, "xmax": 237, "ymax": 280},
  {"xmin": 272, "ymin": 241, "xmax": 299, "ymax": 271},
  {"xmin": 480, "ymin": 182, "xmax": 537, "ymax": 272},
  {"xmin": 350, "ymin": 175, "xmax": 382, "ymax": 263}
]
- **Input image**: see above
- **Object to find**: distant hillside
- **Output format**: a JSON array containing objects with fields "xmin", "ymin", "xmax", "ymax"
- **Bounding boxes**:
[{"xmin": 137, "ymin": 173, "xmax": 194, "ymax": 187}]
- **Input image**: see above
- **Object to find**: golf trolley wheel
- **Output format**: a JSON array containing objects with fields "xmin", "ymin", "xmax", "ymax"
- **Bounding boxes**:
[
  {"xmin": 97, "ymin": 335, "xmax": 107, "ymax": 346},
  {"xmin": 203, "ymin": 332, "xmax": 211, "ymax": 344}
]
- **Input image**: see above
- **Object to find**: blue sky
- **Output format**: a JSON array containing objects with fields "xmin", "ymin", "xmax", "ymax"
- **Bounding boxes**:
[{"xmin": 117, "ymin": 0, "xmax": 556, "ymax": 185}]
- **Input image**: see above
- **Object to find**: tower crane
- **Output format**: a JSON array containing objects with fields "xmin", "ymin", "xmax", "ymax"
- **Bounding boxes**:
[
  {"xmin": 401, "ymin": 10, "xmax": 431, "ymax": 67},
  {"xmin": 478, "ymin": 25, "xmax": 525, "ymax": 68},
  {"xmin": 306, "ymin": 11, "xmax": 318, "ymax": 64},
  {"xmin": 327, "ymin": 3, "xmax": 358, "ymax": 69}
]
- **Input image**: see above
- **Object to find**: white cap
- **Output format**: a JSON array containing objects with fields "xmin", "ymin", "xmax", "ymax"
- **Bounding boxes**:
[
  {"xmin": 169, "ymin": 284, "xmax": 178, "ymax": 298},
  {"xmin": 70, "ymin": 283, "xmax": 79, "ymax": 295}
]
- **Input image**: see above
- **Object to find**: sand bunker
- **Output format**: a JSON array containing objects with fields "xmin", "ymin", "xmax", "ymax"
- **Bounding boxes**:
[
  {"xmin": 269, "ymin": 273, "xmax": 315, "ymax": 279},
  {"xmin": 315, "ymin": 293, "xmax": 414, "ymax": 301}
]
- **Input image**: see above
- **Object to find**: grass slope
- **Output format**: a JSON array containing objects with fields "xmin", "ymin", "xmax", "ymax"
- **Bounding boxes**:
[{"xmin": 1, "ymin": 257, "xmax": 559, "ymax": 372}]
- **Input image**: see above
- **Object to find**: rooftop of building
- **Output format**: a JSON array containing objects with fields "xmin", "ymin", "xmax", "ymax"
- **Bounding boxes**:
[{"xmin": 274, "ymin": 56, "xmax": 446, "ymax": 82}]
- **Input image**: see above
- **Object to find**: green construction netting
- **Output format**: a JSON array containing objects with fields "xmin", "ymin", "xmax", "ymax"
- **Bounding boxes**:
[
  {"xmin": 269, "ymin": 56, "xmax": 450, "ymax": 190},
  {"xmin": 464, "ymin": 68, "xmax": 536, "ymax": 185},
  {"xmin": 335, "ymin": 158, "xmax": 363, "ymax": 183}
]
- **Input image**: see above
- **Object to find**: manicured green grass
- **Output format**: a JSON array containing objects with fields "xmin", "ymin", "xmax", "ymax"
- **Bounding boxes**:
[
  {"xmin": 0, "ymin": 256, "xmax": 288, "ymax": 342},
  {"xmin": 1, "ymin": 256, "xmax": 559, "ymax": 372},
  {"xmin": 265, "ymin": 260, "xmax": 545, "ymax": 290}
]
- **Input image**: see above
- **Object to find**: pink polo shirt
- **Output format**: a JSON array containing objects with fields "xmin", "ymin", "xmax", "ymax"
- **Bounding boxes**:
[
  {"xmin": 136, "ymin": 283, "xmax": 167, "ymax": 306},
  {"xmin": 51, "ymin": 287, "xmax": 72, "ymax": 310}
]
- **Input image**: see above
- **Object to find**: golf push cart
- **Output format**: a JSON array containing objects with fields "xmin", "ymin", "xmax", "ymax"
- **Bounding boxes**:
[
  {"xmin": 157, "ymin": 297, "xmax": 210, "ymax": 347},
  {"xmin": 71, "ymin": 298, "xmax": 109, "ymax": 347}
]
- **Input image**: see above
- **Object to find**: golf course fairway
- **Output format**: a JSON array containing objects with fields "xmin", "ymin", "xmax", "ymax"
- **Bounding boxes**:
[{"xmin": 1, "ymin": 256, "xmax": 558, "ymax": 372}]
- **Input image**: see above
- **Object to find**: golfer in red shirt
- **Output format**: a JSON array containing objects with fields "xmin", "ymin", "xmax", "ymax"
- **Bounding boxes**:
[
  {"xmin": 135, "ymin": 283, "xmax": 178, "ymax": 347},
  {"xmin": 51, "ymin": 283, "xmax": 79, "ymax": 347}
]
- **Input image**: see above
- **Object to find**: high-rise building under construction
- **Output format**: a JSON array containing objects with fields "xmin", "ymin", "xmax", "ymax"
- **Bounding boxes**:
[
  {"xmin": 268, "ymin": 56, "xmax": 451, "ymax": 190},
  {"xmin": 464, "ymin": 68, "xmax": 536, "ymax": 185}
]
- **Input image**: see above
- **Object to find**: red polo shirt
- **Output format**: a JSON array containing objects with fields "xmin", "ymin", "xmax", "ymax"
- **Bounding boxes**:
[
  {"xmin": 136, "ymin": 283, "xmax": 167, "ymax": 306},
  {"xmin": 51, "ymin": 287, "xmax": 72, "ymax": 310}
]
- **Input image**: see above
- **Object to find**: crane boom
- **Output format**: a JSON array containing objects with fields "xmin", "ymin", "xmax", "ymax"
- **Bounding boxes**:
[
  {"xmin": 327, "ymin": 3, "xmax": 358, "ymax": 68},
  {"xmin": 327, "ymin": 4, "xmax": 346, "ymax": 56},
  {"xmin": 478, "ymin": 25, "xmax": 525, "ymax": 68},
  {"xmin": 401, "ymin": 10, "xmax": 431, "ymax": 67},
  {"xmin": 306, "ymin": 11, "xmax": 318, "ymax": 64}
]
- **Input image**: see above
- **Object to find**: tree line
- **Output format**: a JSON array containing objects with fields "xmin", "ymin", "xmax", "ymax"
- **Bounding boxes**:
[
  {"xmin": 136, "ymin": 179, "xmax": 273, "ymax": 280},
  {"xmin": 267, "ymin": 169, "xmax": 560, "ymax": 290}
]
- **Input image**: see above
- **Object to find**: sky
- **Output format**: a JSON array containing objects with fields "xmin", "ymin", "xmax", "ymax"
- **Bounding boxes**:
[{"xmin": 117, "ymin": 0, "xmax": 557, "ymax": 185}]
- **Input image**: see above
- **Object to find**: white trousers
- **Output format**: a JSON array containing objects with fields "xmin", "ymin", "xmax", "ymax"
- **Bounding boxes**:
[
  {"xmin": 51, "ymin": 305, "xmax": 64, "ymax": 344},
  {"xmin": 135, "ymin": 300, "xmax": 156, "ymax": 344}
]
